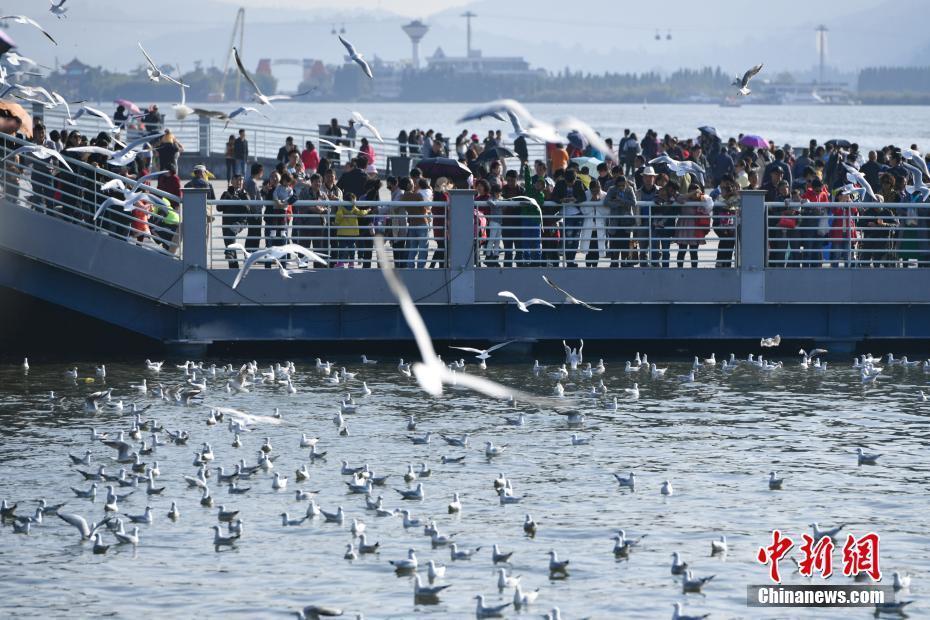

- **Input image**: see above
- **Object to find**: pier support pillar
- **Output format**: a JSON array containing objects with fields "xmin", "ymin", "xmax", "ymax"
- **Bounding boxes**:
[
  {"xmin": 447, "ymin": 189, "xmax": 476, "ymax": 304},
  {"xmin": 739, "ymin": 190, "xmax": 766, "ymax": 303},
  {"xmin": 181, "ymin": 188, "xmax": 208, "ymax": 305},
  {"xmin": 198, "ymin": 115, "xmax": 212, "ymax": 156}
]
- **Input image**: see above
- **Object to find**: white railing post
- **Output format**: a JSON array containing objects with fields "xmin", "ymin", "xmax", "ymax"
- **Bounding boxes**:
[
  {"xmin": 181, "ymin": 188, "xmax": 209, "ymax": 304},
  {"xmin": 739, "ymin": 190, "xmax": 766, "ymax": 302},
  {"xmin": 448, "ymin": 189, "xmax": 476, "ymax": 304},
  {"xmin": 198, "ymin": 116, "xmax": 211, "ymax": 157}
]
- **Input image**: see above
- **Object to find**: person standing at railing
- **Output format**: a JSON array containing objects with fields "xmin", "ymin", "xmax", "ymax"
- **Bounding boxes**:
[
  {"xmin": 224, "ymin": 135, "xmax": 236, "ymax": 184},
  {"xmin": 765, "ymin": 173, "xmax": 794, "ymax": 266},
  {"xmin": 333, "ymin": 194, "xmax": 369, "ymax": 268},
  {"xmin": 428, "ymin": 177, "xmax": 450, "ymax": 270},
  {"xmin": 397, "ymin": 130, "xmax": 408, "ymax": 157},
  {"xmin": 500, "ymin": 169, "xmax": 524, "ymax": 267},
  {"xmin": 218, "ymin": 174, "xmax": 249, "ymax": 269},
  {"xmin": 234, "ymin": 130, "xmax": 249, "ymax": 178},
  {"xmin": 397, "ymin": 178, "xmax": 424, "ymax": 268},
  {"xmin": 674, "ymin": 183, "xmax": 713, "ymax": 269},
  {"xmin": 277, "ymin": 136, "xmax": 298, "ymax": 167},
  {"xmin": 553, "ymin": 169, "xmax": 586, "ymax": 267},
  {"xmin": 635, "ymin": 166, "xmax": 659, "ymax": 266},
  {"xmin": 828, "ymin": 187, "xmax": 859, "ymax": 267},
  {"xmin": 577, "ymin": 179, "xmax": 608, "ymax": 267},
  {"xmin": 268, "ymin": 172, "xmax": 294, "ymax": 249},
  {"xmin": 860, "ymin": 197, "xmax": 897, "ymax": 268},
  {"xmin": 293, "ymin": 172, "xmax": 326, "ymax": 257},
  {"xmin": 337, "ymin": 155, "xmax": 368, "ymax": 204},
  {"xmin": 155, "ymin": 131, "xmax": 183, "ymax": 172},
  {"xmin": 710, "ymin": 176, "xmax": 740, "ymax": 268},
  {"xmin": 800, "ymin": 178, "xmax": 829, "ymax": 268},
  {"xmin": 360, "ymin": 177, "xmax": 383, "ymax": 268},
  {"xmin": 325, "ymin": 120, "xmax": 343, "ymax": 165},
  {"xmin": 650, "ymin": 179, "xmax": 677, "ymax": 267},
  {"xmin": 605, "ymin": 173, "xmax": 637, "ymax": 268},
  {"xmin": 28, "ymin": 122, "xmax": 57, "ymax": 215},
  {"xmin": 301, "ymin": 141, "xmax": 319, "ymax": 175},
  {"xmin": 321, "ymin": 168, "xmax": 342, "ymax": 264},
  {"xmin": 518, "ymin": 163, "xmax": 545, "ymax": 267}
]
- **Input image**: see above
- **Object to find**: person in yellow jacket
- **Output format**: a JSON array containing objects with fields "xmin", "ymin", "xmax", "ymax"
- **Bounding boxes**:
[{"xmin": 333, "ymin": 194, "xmax": 370, "ymax": 267}]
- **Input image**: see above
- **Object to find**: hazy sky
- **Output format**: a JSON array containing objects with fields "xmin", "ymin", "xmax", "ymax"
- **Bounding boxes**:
[{"xmin": 218, "ymin": 0, "xmax": 469, "ymax": 17}]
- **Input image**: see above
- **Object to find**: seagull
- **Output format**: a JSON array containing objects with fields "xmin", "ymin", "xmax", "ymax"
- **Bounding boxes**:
[
  {"xmin": 760, "ymin": 334, "xmax": 781, "ymax": 348},
  {"xmin": 58, "ymin": 512, "xmax": 111, "ymax": 540},
  {"xmin": 682, "ymin": 569, "xmax": 715, "ymax": 593},
  {"xmin": 671, "ymin": 552, "xmax": 689, "ymax": 575},
  {"xmin": 710, "ymin": 535, "xmax": 728, "ymax": 555},
  {"xmin": 450, "ymin": 341, "xmax": 516, "ymax": 362},
  {"xmin": 229, "ymin": 243, "xmax": 327, "ymax": 289},
  {"xmin": 513, "ymin": 584, "xmax": 539, "ymax": 610},
  {"xmin": 138, "ymin": 43, "xmax": 186, "ymax": 86},
  {"xmin": 114, "ymin": 526, "xmax": 140, "ymax": 546},
  {"xmin": 375, "ymin": 237, "xmax": 538, "ymax": 403},
  {"xmin": 414, "ymin": 574, "xmax": 451, "ymax": 600},
  {"xmin": 317, "ymin": 137, "xmax": 359, "ymax": 158},
  {"xmin": 768, "ymin": 471, "xmax": 784, "ymax": 490},
  {"xmin": 497, "ymin": 291, "xmax": 555, "ymax": 313},
  {"xmin": 68, "ymin": 131, "xmax": 164, "ymax": 167},
  {"xmin": 497, "ymin": 568, "xmax": 521, "ymax": 590},
  {"xmin": 448, "ymin": 492, "xmax": 462, "ymax": 514},
  {"xmin": 295, "ymin": 605, "xmax": 344, "ymax": 619},
  {"xmin": 856, "ymin": 448, "xmax": 881, "ymax": 465},
  {"xmin": 614, "ymin": 472, "xmax": 635, "ymax": 490},
  {"xmin": 211, "ymin": 524, "xmax": 240, "ymax": 550},
  {"xmin": 224, "ymin": 106, "xmax": 268, "ymax": 129},
  {"xmin": 338, "ymin": 35, "xmax": 372, "ymax": 78},
  {"xmin": 389, "ymin": 548, "xmax": 418, "ymax": 572},
  {"xmin": 841, "ymin": 163, "xmax": 877, "ymax": 202},
  {"xmin": 172, "ymin": 80, "xmax": 194, "ymax": 120},
  {"xmin": 349, "ymin": 110, "xmax": 383, "ymax": 142},
  {"xmin": 0, "ymin": 15, "xmax": 57, "ymax": 45},
  {"xmin": 810, "ymin": 522, "xmax": 846, "ymax": 542},
  {"xmin": 524, "ymin": 514, "xmax": 538, "ymax": 536},
  {"xmin": 474, "ymin": 594, "xmax": 511, "ymax": 618},
  {"xmin": 450, "ymin": 542, "xmax": 481, "ymax": 560},
  {"xmin": 542, "ymin": 275, "xmax": 601, "ymax": 311},
  {"xmin": 547, "ymin": 550, "xmax": 570, "ymax": 575},
  {"xmin": 4, "ymin": 144, "xmax": 72, "ymax": 172},
  {"xmin": 903, "ymin": 162, "xmax": 930, "ymax": 201},
  {"xmin": 233, "ymin": 47, "xmax": 294, "ymax": 107},
  {"xmin": 72, "ymin": 105, "xmax": 119, "ymax": 133},
  {"xmin": 49, "ymin": 0, "xmax": 68, "ymax": 19},
  {"xmin": 427, "ymin": 560, "xmax": 446, "ymax": 583},
  {"xmin": 733, "ymin": 63, "xmax": 763, "ymax": 96},
  {"xmin": 459, "ymin": 99, "xmax": 561, "ymax": 144},
  {"xmin": 893, "ymin": 571, "xmax": 912, "ymax": 591},
  {"xmin": 661, "ymin": 480, "xmax": 674, "ymax": 496}
]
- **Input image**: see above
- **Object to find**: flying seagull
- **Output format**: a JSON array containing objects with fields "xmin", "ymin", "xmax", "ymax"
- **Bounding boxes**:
[
  {"xmin": 450, "ymin": 340, "xmax": 516, "ymax": 361},
  {"xmin": 228, "ymin": 243, "xmax": 327, "ymax": 289},
  {"xmin": 225, "ymin": 106, "xmax": 267, "ymax": 128},
  {"xmin": 338, "ymin": 35, "xmax": 373, "ymax": 78},
  {"xmin": 138, "ymin": 43, "xmax": 186, "ymax": 86},
  {"xmin": 67, "ymin": 132, "xmax": 164, "ymax": 168},
  {"xmin": 172, "ymin": 80, "xmax": 194, "ymax": 120},
  {"xmin": 497, "ymin": 291, "xmax": 555, "ymax": 313},
  {"xmin": 73, "ymin": 105, "xmax": 119, "ymax": 132},
  {"xmin": 4, "ymin": 144, "xmax": 72, "ymax": 172},
  {"xmin": 733, "ymin": 63, "xmax": 763, "ymax": 96},
  {"xmin": 350, "ymin": 110, "xmax": 383, "ymax": 142},
  {"xmin": 0, "ymin": 15, "xmax": 56, "ymax": 45},
  {"xmin": 49, "ymin": 0, "xmax": 68, "ymax": 19},
  {"xmin": 233, "ymin": 47, "xmax": 292, "ymax": 107},
  {"xmin": 542, "ymin": 275, "xmax": 602, "ymax": 311},
  {"xmin": 375, "ymin": 236, "xmax": 541, "ymax": 403}
]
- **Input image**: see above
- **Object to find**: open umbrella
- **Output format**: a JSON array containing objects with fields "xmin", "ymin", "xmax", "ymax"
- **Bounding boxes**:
[
  {"xmin": 570, "ymin": 156, "xmax": 602, "ymax": 172},
  {"xmin": 476, "ymin": 145, "xmax": 515, "ymax": 163},
  {"xmin": 698, "ymin": 125, "xmax": 718, "ymax": 139},
  {"xmin": 0, "ymin": 101, "xmax": 33, "ymax": 138},
  {"xmin": 739, "ymin": 134, "xmax": 768, "ymax": 149},
  {"xmin": 414, "ymin": 157, "xmax": 473, "ymax": 180},
  {"xmin": 114, "ymin": 99, "xmax": 142, "ymax": 115},
  {"xmin": 826, "ymin": 138, "xmax": 851, "ymax": 149}
]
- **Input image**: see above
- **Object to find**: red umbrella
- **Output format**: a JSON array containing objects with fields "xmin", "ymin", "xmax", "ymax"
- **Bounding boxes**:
[
  {"xmin": 739, "ymin": 134, "xmax": 768, "ymax": 149},
  {"xmin": 114, "ymin": 99, "xmax": 142, "ymax": 115}
]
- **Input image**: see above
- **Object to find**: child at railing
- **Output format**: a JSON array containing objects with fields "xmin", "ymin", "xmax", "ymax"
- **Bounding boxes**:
[
  {"xmin": 334, "ymin": 194, "xmax": 370, "ymax": 268},
  {"xmin": 675, "ymin": 183, "xmax": 713, "ymax": 269}
]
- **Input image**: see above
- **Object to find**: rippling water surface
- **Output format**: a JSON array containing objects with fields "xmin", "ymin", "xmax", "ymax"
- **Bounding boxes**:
[{"xmin": 0, "ymin": 353, "xmax": 928, "ymax": 619}]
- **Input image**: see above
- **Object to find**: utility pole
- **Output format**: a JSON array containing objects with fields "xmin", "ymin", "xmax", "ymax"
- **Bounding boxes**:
[
  {"xmin": 461, "ymin": 11, "xmax": 476, "ymax": 57},
  {"xmin": 815, "ymin": 24, "xmax": 828, "ymax": 83}
]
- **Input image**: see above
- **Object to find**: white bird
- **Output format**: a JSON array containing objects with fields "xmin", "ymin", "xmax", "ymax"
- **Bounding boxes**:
[
  {"xmin": 733, "ymin": 63, "xmax": 763, "ymax": 96},
  {"xmin": 317, "ymin": 137, "xmax": 359, "ymax": 158},
  {"xmin": 68, "ymin": 131, "xmax": 164, "ymax": 168},
  {"xmin": 349, "ymin": 110, "xmax": 383, "ymax": 142},
  {"xmin": 842, "ymin": 163, "xmax": 877, "ymax": 202},
  {"xmin": 57, "ymin": 512, "xmax": 111, "ymax": 540},
  {"xmin": 542, "ymin": 275, "xmax": 601, "ymax": 311},
  {"xmin": 710, "ymin": 535, "xmax": 728, "ymax": 555},
  {"xmin": 893, "ymin": 571, "xmax": 911, "ymax": 591},
  {"xmin": 760, "ymin": 334, "xmax": 781, "ymax": 348},
  {"xmin": 474, "ymin": 594, "xmax": 510, "ymax": 618},
  {"xmin": 660, "ymin": 480, "xmax": 674, "ymax": 496},
  {"xmin": 361, "ymin": 355, "xmax": 378, "ymax": 365},
  {"xmin": 4, "ymin": 144, "xmax": 72, "ymax": 172},
  {"xmin": 427, "ymin": 559, "xmax": 445, "ymax": 583},
  {"xmin": 497, "ymin": 568, "xmax": 521, "ymax": 590},
  {"xmin": 229, "ymin": 243, "xmax": 327, "ymax": 289},
  {"xmin": 114, "ymin": 526, "xmax": 140, "ymax": 546},
  {"xmin": 856, "ymin": 447, "xmax": 881, "ymax": 465},
  {"xmin": 625, "ymin": 383, "xmax": 640, "ymax": 399},
  {"xmin": 389, "ymin": 548, "xmax": 418, "ymax": 571},
  {"xmin": 650, "ymin": 364, "xmax": 667, "ymax": 378},
  {"xmin": 672, "ymin": 602, "xmax": 710, "ymax": 620},
  {"xmin": 810, "ymin": 521, "xmax": 846, "ymax": 542},
  {"xmin": 338, "ymin": 35, "xmax": 373, "ymax": 78},
  {"xmin": 513, "ymin": 584, "xmax": 539, "ymax": 610},
  {"xmin": 172, "ymin": 79, "xmax": 194, "ymax": 120},
  {"xmin": 614, "ymin": 472, "xmax": 635, "ymax": 490},
  {"xmin": 497, "ymin": 291, "xmax": 555, "ymax": 313},
  {"xmin": 570, "ymin": 433, "xmax": 590, "ymax": 446},
  {"xmin": 547, "ymin": 550, "xmax": 570, "ymax": 574},
  {"xmin": 0, "ymin": 15, "xmax": 57, "ymax": 45},
  {"xmin": 49, "ymin": 0, "xmax": 68, "ymax": 19},
  {"xmin": 374, "ymin": 237, "xmax": 538, "ymax": 403},
  {"xmin": 902, "ymin": 162, "xmax": 930, "ymax": 201},
  {"xmin": 224, "ymin": 106, "xmax": 268, "ymax": 128},
  {"xmin": 232, "ymin": 47, "xmax": 294, "ymax": 107},
  {"xmin": 138, "ymin": 43, "xmax": 185, "ymax": 86},
  {"xmin": 450, "ymin": 542, "xmax": 481, "ymax": 560},
  {"xmin": 272, "ymin": 472, "xmax": 288, "ymax": 490},
  {"xmin": 449, "ymin": 340, "xmax": 515, "ymax": 361},
  {"xmin": 72, "ymin": 105, "xmax": 119, "ymax": 132},
  {"xmin": 682, "ymin": 569, "xmax": 715, "ymax": 593}
]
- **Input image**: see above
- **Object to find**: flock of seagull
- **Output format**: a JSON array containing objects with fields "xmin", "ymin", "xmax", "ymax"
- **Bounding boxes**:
[{"xmin": 3, "ymin": 242, "xmax": 924, "ymax": 619}]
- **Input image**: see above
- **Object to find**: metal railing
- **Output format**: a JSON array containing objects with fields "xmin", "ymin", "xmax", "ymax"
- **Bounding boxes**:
[
  {"xmin": 765, "ymin": 202, "xmax": 930, "ymax": 268},
  {"xmin": 207, "ymin": 199, "xmax": 448, "ymax": 270},
  {"xmin": 0, "ymin": 132, "xmax": 182, "ymax": 257},
  {"xmin": 474, "ymin": 200, "xmax": 739, "ymax": 268}
]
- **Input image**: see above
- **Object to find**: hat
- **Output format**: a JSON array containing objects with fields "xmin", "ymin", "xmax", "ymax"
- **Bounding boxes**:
[
  {"xmin": 470, "ymin": 134, "xmax": 479, "ymax": 141},
  {"xmin": 642, "ymin": 166, "xmax": 657, "ymax": 176},
  {"xmin": 193, "ymin": 164, "xmax": 209, "ymax": 174}
]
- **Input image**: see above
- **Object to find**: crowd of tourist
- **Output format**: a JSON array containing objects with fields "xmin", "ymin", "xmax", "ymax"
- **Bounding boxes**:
[{"xmin": 3, "ymin": 105, "xmax": 930, "ymax": 269}]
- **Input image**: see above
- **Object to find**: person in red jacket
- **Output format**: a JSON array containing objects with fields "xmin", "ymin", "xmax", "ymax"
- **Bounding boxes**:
[
  {"xmin": 800, "ymin": 178, "xmax": 829, "ymax": 267},
  {"xmin": 156, "ymin": 163, "xmax": 182, "ymax": 209},
  {"xmin": 829, "ymin": 186, "xmax": 858, "ymax": 267}
]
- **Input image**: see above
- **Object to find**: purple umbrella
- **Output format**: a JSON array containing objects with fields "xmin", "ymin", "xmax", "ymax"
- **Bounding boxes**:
[{"xmin": 739, "ymin": 134, "xmax": 768, "ymax": 149}]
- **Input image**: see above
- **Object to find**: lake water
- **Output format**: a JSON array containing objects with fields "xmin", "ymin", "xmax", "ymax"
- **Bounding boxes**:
[
  {"xmin": 0, "ymin": 354, "xmax": 926, "ymax": 618},
  {"xmin": 152, "ymin": 101, "xmax": 930, "ymax": 153}
]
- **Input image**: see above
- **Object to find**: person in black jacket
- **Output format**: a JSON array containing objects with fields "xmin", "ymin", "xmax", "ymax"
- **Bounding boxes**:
[
  {"xmin": 337, "ymin": 155, "xmax": 369, "ymax": 201},
  {"xmin": 218, "ymin": 174, "xmax": 249, "ymax": 268},
  {"xmin": 552, "ymin": 169, "xmax": 587, "ymax": 267},
  {"xmin": 234, "ymin": 129, "xmax": 249, "ymax": 177}
]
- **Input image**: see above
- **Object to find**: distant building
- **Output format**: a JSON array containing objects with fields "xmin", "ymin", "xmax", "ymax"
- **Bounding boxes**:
[
  {"xmin": 425, "ymin": 47, "xmax": 540, "ymax": 77},
  {"xmin": 752, "ymin": 80, "xmax": 856, "ymax": 105},
  {"xmin": 61, "ymin": 58, "xmax": 91, "ymax": 78}
]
